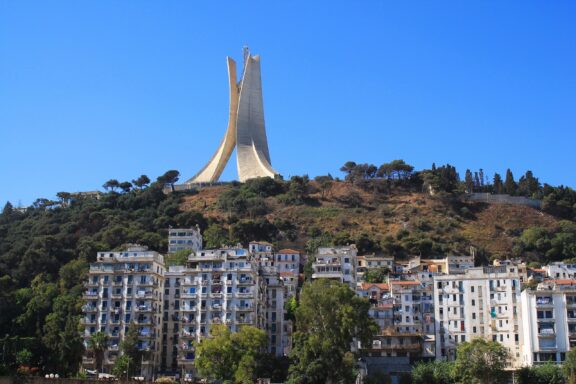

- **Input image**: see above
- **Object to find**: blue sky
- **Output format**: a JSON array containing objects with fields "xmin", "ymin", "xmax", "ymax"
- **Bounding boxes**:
[{"xmin": 1, "ymin": 1, "xmax": 575, "ymax": 206}]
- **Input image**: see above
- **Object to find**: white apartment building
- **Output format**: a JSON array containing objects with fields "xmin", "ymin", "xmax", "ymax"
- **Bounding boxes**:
[
  {"xmin": 275, "ymin": 249, "xmax": 300, "ymax": 274},
  {"xmin": 261, "ymin": 268, "xmax": 288, "ymax": 356},
  {"xmin": 521, "ymin": 279, "xmax": 576, "ymax": 365},
  {"xmin": 312, "ymin": 245, "xmax": 357, "ymax": 288},
  {"xmin": 168, "ymin": 227, "xmax": 203, "ymax": 254},
  {"xmin": 433, "ymin": 265, "xmax": 523, "ymax": 367},
  {"xmin": 178, "ymin": 247, "xmax": 265, "ymax": 379},
  {"xmin": 404, "ymin": 255, "xmax": 474, "ymax": 275},
  {"xmin": 161, "ymin": 266, "xmax": 184, "ymax": 374},
  {"xmin": 82, "ymin": 245, "xmax": 165, "ymax": 378},
  {"xmin": 545, "ymin": 262, "xmax": 576, "ymax": 280}
]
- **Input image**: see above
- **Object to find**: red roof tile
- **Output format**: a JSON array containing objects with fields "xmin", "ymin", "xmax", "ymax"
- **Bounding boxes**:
[{"xmin": 277, "ymin": 249, "xmax": 301, "ymax": 254}]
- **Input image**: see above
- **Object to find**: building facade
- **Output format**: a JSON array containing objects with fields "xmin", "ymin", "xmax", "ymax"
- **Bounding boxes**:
[
  {"xmin": 521, "ymin": 280, "xmax": 576, "ymax": 365},
  {"xmin": 433, "ymin": 265, "xmax": 523, "ymax": 367},
  {"xmin": 168, "ymin": 227, "xmax": 203, "ymax": 254},
  {"xmin": 82, "ymin": 245, "xmax": 165, "ymax": 377}
]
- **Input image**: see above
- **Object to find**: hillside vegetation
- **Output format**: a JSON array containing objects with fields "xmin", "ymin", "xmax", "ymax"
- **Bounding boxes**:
[{"xmin": 0, "ymin": 162, "xmax": 575, "ymax": 376}]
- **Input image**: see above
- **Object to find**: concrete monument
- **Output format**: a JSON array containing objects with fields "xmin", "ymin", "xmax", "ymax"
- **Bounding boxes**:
[{"xmin": 186, "ymin": 47, "xmax": 279, "ymax": 183}]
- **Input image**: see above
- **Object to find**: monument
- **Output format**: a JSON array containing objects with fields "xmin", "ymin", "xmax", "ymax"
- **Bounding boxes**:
[{"xmin": 186, "ymin": 47, "xmax": 279, "ymax": 184}]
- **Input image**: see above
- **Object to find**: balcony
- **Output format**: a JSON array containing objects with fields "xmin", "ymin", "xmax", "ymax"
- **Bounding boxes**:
[
  {"xmin": 82, "ymin": 318, "xmax": 97, "ymax": 325},
  {"xmin": 181, "ymin": 292, "xmax": 197, "ymax": 299},
  {"xmin": 181, "ymin": 306, "xmax": 197, "ymax": 313},
  {"xmin": 443, "ymin": 286, "xmax": 460, "ymax": 294},
  {"xmin": 236, "ymin": 305, "xmax": 253, "ymax": 311},
  {"xmin": 83, "ymin": 291, "xmax": 99, "ymax": 299},
  {"xmin": 237, "ymin": 278, "xmax": 254, "ymax": 285},
  {"xmin": 536, "ymin": 297, "xmax": 554, "ymax": 306},
  {"xmin": 82, "ymin": 306, "xmax": 98, "ymax": 313},
  {"xmin": 538, "ymin": 329, "xmax": 556, "ymax": 337},
  {"xmin": 495, "ymin": 285, "xmax": 507, "ymax": 292},
  {"xmin": 135, "ymin": 291, "xmax": 153, "ymax": 298},
  {"xmin": 135, "ymin": 305, "xmax": 152, "ymax": 312}
]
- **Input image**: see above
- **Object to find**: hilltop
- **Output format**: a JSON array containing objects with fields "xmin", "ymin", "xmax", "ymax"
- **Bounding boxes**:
[{"xmin": 179, "ymin": 178, "xmax": 563, "ymax": 263}]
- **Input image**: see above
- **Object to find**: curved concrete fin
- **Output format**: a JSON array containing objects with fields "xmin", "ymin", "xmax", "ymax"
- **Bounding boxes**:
[
  {"xmin": 186, "ymin": 57, "xmax": 239, "ymax": 183},
  {"xmin": 236, "ymin": 55, "xmax": 278, "ymax": 182}
]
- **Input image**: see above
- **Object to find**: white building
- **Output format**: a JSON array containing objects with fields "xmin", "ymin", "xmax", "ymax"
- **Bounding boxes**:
[
  {"xmin": 312, "ymin": 245, "xmax": 357, "ymax": 288},
  {"xmin": 82, "ymin": 245, "xmax": 165, "ymax": 378},
  {"xmin": 161, "ymin": 266, "xmax": 184, "ymax": 374},
  {"xmin": 168, "ymin": 227, "xmax": 203, "ymax": 254},
  {"xmin": 433, "ymin": 265, "xmax": 523, "ymax": 367},
  {"xmin": 521, "ymin": 279, "xmax": 576, "ymax": 365},
  {"xmin": 178, "ymin": 247, "xmax": 264, "ymax": 379},
  {"xmin": 545, "ymin": 262, "xmax": 576, "ymax": 280}
]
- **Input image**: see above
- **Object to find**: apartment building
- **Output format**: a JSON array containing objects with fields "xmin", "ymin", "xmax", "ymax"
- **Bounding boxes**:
[
  {"xmin": 545, "ymin": 262, "xmax": 576, "ymax": 280},
  {"xmin": 161, "ymin": 266, "xmax": 184, "ymax": 374},
  {"xmin": 403, "ymin": 255, "xmax": 474, "ymax": 275},
  {"xmin": 168, "ymin": 227, "xmax": 203, "ymax": 254},
  {"xmin": 261, "ymin": 268, "xmax": 288, "ymax": 356},
  {"xmin": 178, "ymin": 247, "xmax": 265, "ymax": 379},
  {"xmin": 433, "ymin": 265, "xmax": 523, "ymax": 367},
  {"xmin": 82, "ymin": 245, "xmax": 165, "ymax": 378},
  {"xmin": 312, "ymin": 245, "xmax": 357, "ymax": 288},
  {"xmin": 357, "ymin": 255, "xmax": 394, "ymax": 283},
  {"xmin": 357, "ymin": 283, "xmax": 393, "ymax": 331},
  {"xmin": 521, "ymin": 279, "xmax": 576, "ymax": 365}
]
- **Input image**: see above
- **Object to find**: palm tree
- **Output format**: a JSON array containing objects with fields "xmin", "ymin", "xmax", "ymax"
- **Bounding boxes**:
[{"xmin": 88, "ymin": 332, "xmax": 109, "ymax": 372}]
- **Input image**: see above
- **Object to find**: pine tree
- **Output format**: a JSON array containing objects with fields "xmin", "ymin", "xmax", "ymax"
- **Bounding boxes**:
[
  {"xmin": 504, "ymin": 169, "xmax": 517, "ymax": 195},
  {"xmin": 493, "ymin": 173, "xmax": 504, "ymax": 194},
  {"xmin": 465, "ymin": 170, "xmax": 474, "ymax": 193}
]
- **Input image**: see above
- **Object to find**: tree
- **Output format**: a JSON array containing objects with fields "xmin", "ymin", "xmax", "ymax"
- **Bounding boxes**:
[
  {"xmin": 504, "ymin": 169, "xmax": 516, "ymax": 195},
  {"xmin": 564, "ymin": 347, "xmax": 576, "ymax": 384},
  {"xmin": 363, "ymin": 267, "xmax": 390, "ymax": 283},
  {"xmin": 518, "ymin": 170, "xmax": 540, "ymax": 198},
  {"xmin": 121, "ymin": 322, "xmax": 142, "ymax": 376},
  {"xmin": 103, "ymin": 179, "xmax": 120, "ymax": 192},
  {"xmin": 194, "ymin": 325, "xmax": 267, "ymax": 383},
  {"xmin": 56, "ymin": 192, "xmax": 72, "ymax": 206},
  {"xmin": 412, "ymin": 360, "xmax": 454, "ymax": 384},
  {"xmin": 493, "ymin": 173, "xmax": 504, "ymax": 194},
  {"xmin": 2, "ymin": 201, "xmax": 14, "ymax": 217},
  {"xmin": 112, "ymin": 355, "xmax": 133, "ymax": 378},
  {"xmin": 287, "ymin": 280, "xmax": 378, "ymax": 384},
  {"xmin": 119, "ymin": 181, "xmax": 133, "ymax": 193},
  {"xmin": 453, "ymin": 339, "xmax": 509, "ymax": 384},
  {"xmin": 132, "ymin": 175, "xmax": 151, "ymax": 189},
  {"xmin": 87, "ymin": 332, "xmax": 109, "ymax": 372},
  {"xmin": 157, "ymin": 170, "xmax": 180, "ymax": 188},
  {"xmin": 517, "ymin": 363, "xmax": 564, "ymax": 384},
  {"xmin": 340, "ymin": 161, "xmax": 357, "ymax": 181},
  {"xmin": 314, "ymin": 175, "xmax": 334, "ymax": 199},
  {"xmin": 465, "ymin": 169, "xmax": 474, "ymax": 193}
]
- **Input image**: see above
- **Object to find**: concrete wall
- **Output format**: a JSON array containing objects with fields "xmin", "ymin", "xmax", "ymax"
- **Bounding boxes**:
[{"xmin": 463, "ymin": 193, "xmax": 541, "ymax": 209}]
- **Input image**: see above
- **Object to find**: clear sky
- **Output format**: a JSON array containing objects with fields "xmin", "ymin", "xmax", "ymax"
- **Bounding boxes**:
[{"xmin": 1, "ymin": 1, "xmax": 575, "ymax": 206}]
